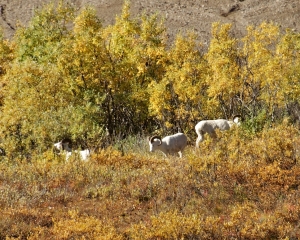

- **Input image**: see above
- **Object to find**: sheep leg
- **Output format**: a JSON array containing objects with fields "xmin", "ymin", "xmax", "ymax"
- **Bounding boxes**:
[
  {"xmin": 208, "ymin": 130, "xmax": 217, "ymax": 139},
  {"xmin": 162, "ymin": 152, "xmax": 167, "ymax": 158},
  {"xmin": 195, "ymin": 133, "xmax": 205, "ymax": 148}
]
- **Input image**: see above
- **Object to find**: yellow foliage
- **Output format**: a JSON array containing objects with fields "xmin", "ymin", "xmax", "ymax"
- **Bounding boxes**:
[
  {"xmin": 1, "ymin": 123, "xmax": 300, "ymax": 238},
  {"xmin": 129, "ymin": 211, "xmax": 204, "ymax": 239},
  {"xmin": 205, "ymin": 22, "xmax": 241, "ymax": 117},
  {"xmin": 1, "ymin": 2, "xmax": 300, "ymax": 238},
  {"xmin": 52, "ymin": 210, "xmax": 122, "ymax": 239}
]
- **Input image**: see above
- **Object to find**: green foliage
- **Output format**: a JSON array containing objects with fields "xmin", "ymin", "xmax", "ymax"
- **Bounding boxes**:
[
  {"xmin": 14, "ymin": 1, "xmax": 74, "ymax": 64},
  {"xmin": 241, "ymin": 109, "xmax": 268, "ymax": 135}
]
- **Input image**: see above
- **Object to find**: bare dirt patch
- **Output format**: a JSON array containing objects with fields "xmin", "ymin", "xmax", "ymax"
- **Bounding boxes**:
[{"xmin": 1, "ymin": 0, "xmax": 299, "ymax": 43}]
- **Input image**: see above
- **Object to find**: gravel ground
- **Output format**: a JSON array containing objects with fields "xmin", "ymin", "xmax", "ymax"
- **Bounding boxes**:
[{"xmin": 0, "ymin": 0, "xmax": 299, "ymax": 43}]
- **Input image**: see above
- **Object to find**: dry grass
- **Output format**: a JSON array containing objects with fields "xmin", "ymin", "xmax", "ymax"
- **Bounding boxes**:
[{"xmin": 1, "ymin": 124, "xmax": 300, "ymax": 239}]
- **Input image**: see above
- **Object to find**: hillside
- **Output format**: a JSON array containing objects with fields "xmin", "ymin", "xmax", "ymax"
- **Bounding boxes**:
[
  {"xmin": 1, "ymin": 0, "xmax": 299, "ymax": 43},
  {"xmin": 1, "ymin": 1, "xmax": 300, "ymax": 239}
]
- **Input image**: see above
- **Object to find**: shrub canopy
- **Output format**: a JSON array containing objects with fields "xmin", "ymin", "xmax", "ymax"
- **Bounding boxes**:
[{"xmin": 0, "ymin": 1, "xmax": 299, "ymax": 156}]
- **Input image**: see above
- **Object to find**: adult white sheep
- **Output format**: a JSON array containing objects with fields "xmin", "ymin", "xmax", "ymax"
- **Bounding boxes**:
[
  {"xmin": 148, "ymin": 133, "xmax": 187, "ymax": 158},
  {"xmin": 53, "ymin": 138, "xmax": 90, "ymax": 161},
  {"xmin": 195, "ymin": 115, "xmax": 242, "ymax": 148}
]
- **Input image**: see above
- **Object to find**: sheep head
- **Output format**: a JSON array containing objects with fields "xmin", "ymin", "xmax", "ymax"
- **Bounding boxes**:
[
  {"xmin": 54, "ymin": 138, "xmax": 72, "ymax": 152},
  {"xmin": 232, "ymin": 115, "xmax": 243, "ymax": 125},
  {"xmin": 149, "ymin": 135, "xmax": 162, "ymax": 152}
]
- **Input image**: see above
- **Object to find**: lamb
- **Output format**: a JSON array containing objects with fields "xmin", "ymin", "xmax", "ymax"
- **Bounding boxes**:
[
  {"xmin": 148, "ymin": 132, "xmax": 187, "ymax": 158},
  {"xmin": 195, "ymin": 115, "xmax": 242, "ymax": 148},
  {"xmin": 53, "ymin": 138, "xmax": 90, "ymax": 161}
]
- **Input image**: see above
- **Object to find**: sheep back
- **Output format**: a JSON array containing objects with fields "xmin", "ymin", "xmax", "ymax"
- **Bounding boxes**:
[
  {"xmin": 195, "ymin": 120, "xmax": 218, "ymax": 134},
  {"xmin": 162, "ymin": 133, "xmax": 187, "ymax": 153},
  {"xmin": 214, "ymin": 119, "xmax": 231, "ymax": 131}
]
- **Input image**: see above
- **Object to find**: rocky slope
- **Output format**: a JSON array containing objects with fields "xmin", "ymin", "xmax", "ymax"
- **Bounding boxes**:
[{"xmin": 0, "ymin": 0, "xmax": 299, "ymax": 44}]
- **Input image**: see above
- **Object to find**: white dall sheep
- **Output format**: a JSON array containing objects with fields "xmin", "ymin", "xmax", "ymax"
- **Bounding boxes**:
[
  {"xmin": 195, "ymin": 115, "xmax": 242, "ymax": 148},
  {"xmin": 53, "ymin": 138, "xmax": 72, "ymax": 160},
  {"xmin": 53, "ymin": 138, "xmax": 90, "ymax": 161},
  {"xmin": 76, "ymin": 149, "xmax": 90, "ymax": 161},
  {"xmin": 149, "ymin": 133, "xmax": 187, "ymax": 158}
]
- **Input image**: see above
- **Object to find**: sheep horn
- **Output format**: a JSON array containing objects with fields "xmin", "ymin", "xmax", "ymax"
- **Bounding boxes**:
[{"xmin": 149, "ymin": 135, "xmax": 162, "ymax": 145}]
